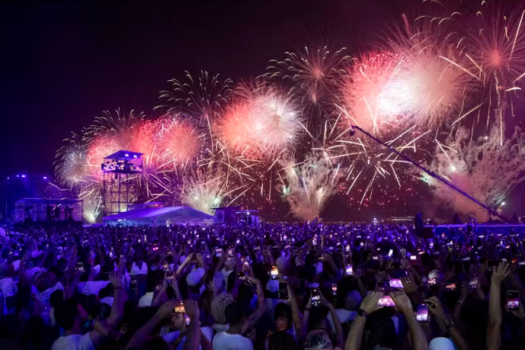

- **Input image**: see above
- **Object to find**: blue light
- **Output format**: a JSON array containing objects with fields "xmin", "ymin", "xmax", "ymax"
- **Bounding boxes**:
[
  {"xmin": 21, "ymin": 174, "xmax": 26, "ymax": 178},
  {"xmin": 16, "ymin": 175, "xmax": 19, "ymax": 178},
  {"xmin": 43, "ymin": 176, "xmax": 48, "ymax": 180}
]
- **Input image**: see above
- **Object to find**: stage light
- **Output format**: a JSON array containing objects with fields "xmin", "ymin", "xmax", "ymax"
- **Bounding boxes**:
[
  {"xmin": 21, "ymin": 174, "xmax": 26, "ymax": 178},
  {"xmin": 43, "ymin": 176, "xmax": 48, "ymax": 180}
]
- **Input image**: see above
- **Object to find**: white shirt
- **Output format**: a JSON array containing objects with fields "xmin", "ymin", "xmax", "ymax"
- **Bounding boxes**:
[
  {"xmin": 162, "ymin": 326, "xmax": 213, "ymax": 350},
  {"xmin": 78, "ymin": 281, "xmax": 110, "ymax": 296},
  {"xmin": 130, "ymin": 262, "xmax": 148, "ymax": 275},
  {"xmin": 138, "ymin": 292, "xmax": 154, "ymax": 307},
  {"xmin": 212, "ymin": 331, "xmax": 253, "ymax": 350},
  {"xmin": 51, "ymin": 333, "xmax": 95, "ymax": 350}
]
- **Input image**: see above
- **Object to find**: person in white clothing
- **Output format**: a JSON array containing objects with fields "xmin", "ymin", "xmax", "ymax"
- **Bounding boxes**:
[{"xmin": 212, "ymin": 302, "xmax": 253, "ymax": 350}]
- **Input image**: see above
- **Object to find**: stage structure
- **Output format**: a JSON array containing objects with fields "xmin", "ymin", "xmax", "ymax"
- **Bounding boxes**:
[
  {"xmin": 212, "ymin": 206, "xmax": 260, "ymax": 226},
  {"xmin": 101, "ymin": 150, "xmax": 143, "ymax": 216}
]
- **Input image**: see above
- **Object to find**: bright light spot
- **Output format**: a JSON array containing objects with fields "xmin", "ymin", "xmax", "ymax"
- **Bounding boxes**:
[
  {"xmin": 449, "ymin": 165, "xmax": 457, "ymax": 172},
  {"xmin": 501, "ymin": 202, "xmax": 506, "ymax": 206},
  {"xmin": 43, "ymin": 176, "xmax": 48, "ymax": 180},
  {"xmin": 484, "ymin": 136, "xmax": 489, "ymax": 140},
  {"xmin": 125, "ymin": 153, "xmax": 129, "ymax": 157},
  {"xmin": 21, "ymin": 174, "xmax": 26, "ymax": 178}
]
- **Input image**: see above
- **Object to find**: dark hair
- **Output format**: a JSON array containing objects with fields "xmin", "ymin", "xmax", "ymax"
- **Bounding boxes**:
[
  {"xmin": 225, "ymin": 302, "xmax": 245, "ymax": 325},
  {"xmin": 50, "ymin": 289, "xmax": 64, "ymax": 309},
  {"xmin": 55, "ymin": 299, "xmax": 80, "ymax": 330},
  {"xmin": 274, "ymin": 302, "xmax": 292, "ymax": 329}
]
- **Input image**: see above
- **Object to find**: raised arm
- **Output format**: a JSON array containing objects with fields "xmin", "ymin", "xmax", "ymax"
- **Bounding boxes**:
[
  {"xmin": 182, "ymin": 300, "xmax": 201, "ymax": 350},
  {"xmin": 241, "ymin": 276, "xmax": 266, "ymax": 334},
  {"xmin": 345, "ymin": 292, "xmax": 382, "ymax": 350},
  {"xmin": 125, "ymin": 299, "xmax": 177, "ymax": 350},
  {"xmin": 487, "ymin": 262, "xmax": 510, "ymax": 350},
  {"xmin": 390, "ymin": 290, "xmax": 428, "ymax": 350},
  {"xmin": 426, "ymin": 296, "xmax": 471, "ymax": 350}
]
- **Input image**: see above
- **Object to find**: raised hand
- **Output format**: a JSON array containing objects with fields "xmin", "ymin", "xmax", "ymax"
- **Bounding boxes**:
[{"xmin": 491, "ymin": 261, "xmax": 510, "ymax": 285}]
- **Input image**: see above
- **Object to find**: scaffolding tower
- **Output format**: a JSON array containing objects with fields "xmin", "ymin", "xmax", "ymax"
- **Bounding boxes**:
[{"xmin": 101, "ymin": 150, "xmax": 143, "ymax": 216}]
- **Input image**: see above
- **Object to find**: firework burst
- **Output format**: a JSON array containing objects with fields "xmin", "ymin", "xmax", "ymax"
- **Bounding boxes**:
[
  {"xmin": 217, "ymin": 82, "xmax": 303, "ymax": 159},
  {"xmin": 428, "ymin": 124, "xmax": 525, "ymax": 221},
  {"xmin": 279, "ymin": 152, "xmax": 342, "ymax": 222},
  {"xmin": 266, "ymin": 45, "xmax": 350, "ymax": 117},
  {"xmin": 157, "ymin": 70, "xmax": 233, "ymax": 121}
]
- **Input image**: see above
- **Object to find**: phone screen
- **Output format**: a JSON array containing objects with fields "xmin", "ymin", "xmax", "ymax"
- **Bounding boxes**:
[
  {"xmin": 469, "ymin": 277, "xmax": 478, "ymax": 289},
  {"xmin": 416, "ymin": 304, "xmax": 429, "ymax": 322},
  {"xmin": 445, "ymin": 283, "xmax": 456, "ymax": 291},
  {"xmin": 75, "ymin": 262, "xmax": 84, "ymax": 273},
  {"xmin": 388, "ymin": 249, "xmax": 393, "ymax": 257},
  {"xmin": 279, "ymin": 282, "xmax": 289, "ymax": 300},
  {"xmin": 428, "ymin": 278, "xmax": 437, "ymax": 286},
  {"xmin": 270, "ymin": 265, "xmax": 279, "ymax": 279},
  {"xmin": 332, "ymin": 283, "xmax": 337, "ymax": 296},
  {"xmin": 507, "ymin": 290, "xmax": 520, "ymax": 311},
  {"xmin": 174, "ymin": 301, "xmax": 186, "ymax": 313},
  {"xmin": 410, "ymin": 255, "xmax": 417, "ymax": 261},
  {"xmin": 378, "ymin": 295, "xmax": 395, "ymax": 307},
  {"xmin": 311, "ymin": 288, "xmax": 321, "ymax": 307},
  {"xmin": 346, "ymin": 265, "xmax": 353, "ymax": 275},
  {"xmin": 389, "ymin": 279, "xmax": 404, "ymax": 289}
]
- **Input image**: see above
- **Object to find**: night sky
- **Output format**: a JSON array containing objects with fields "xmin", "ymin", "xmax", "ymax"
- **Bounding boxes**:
[
  {"xmin": 0, "ymin": 0, "xmax": 410, "ymax": 179},
  {"xmin": 1, "ymin": 0, "xmax": 524, "ymax": 220}
]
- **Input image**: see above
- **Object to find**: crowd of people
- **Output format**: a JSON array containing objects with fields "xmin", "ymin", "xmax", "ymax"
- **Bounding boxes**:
[{"xmin": 0, "ymin": 221, "xmax": 524, "ymax": 350}]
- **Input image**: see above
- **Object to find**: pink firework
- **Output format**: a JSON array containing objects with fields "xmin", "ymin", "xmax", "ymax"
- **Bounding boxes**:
[
  {"xmin": 86, "ymin": 135, "xmax": 122, "ymax": 179},
  {"xmin": 217, "ymin": 83, "xmax": 302, "ymax": 159},
  {"xmin": 155, "ymin": 118, "xmax": 201, "ymax": 167},
  {"xmin": 342, "ymin": 52, "xmax": 404, "ymax": 135}
]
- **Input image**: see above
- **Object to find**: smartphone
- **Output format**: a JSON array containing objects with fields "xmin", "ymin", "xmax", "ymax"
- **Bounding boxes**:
[
  {"xmin": 378, "ymin": 295, "xmax": 395, "ymax": 307},
  {"xmin": 174, "ymin": 301, "xmax": 185, "ymax": 313},
  {"xmin": 388, "ymin": 249, "xmax": 393, "ymax": 257},
  {"xmin": 130, "ymin": 276, "xmax": 138, "ymax": 294},
  {"xmin": 75, "ymin": 262, "xmax": 84, "ymax": 273},
  {"xmin": 237, "ymin": 271, "xmax": 246, "ymax": 281},
  {"xmin": 428, "ymin": 278, "xmax": 437, "ymax": 286},
  {"xmin": 279, "ymin": 282, "xmax": 289, "ymax": 300},
  {"xmin": 152, "ymin": 245, "xmax": 159, "ymax": 252},
  {"xmin": 416, "ymin": 304, "xmax": 429, "ymax": 322},
  {"xmin": 507, "ymin": 290, "xmax": 520, "ymax": 311},
  {"xmin": 346, "ymin": 265, "xmax": 353, "ymax": 275},
  {"xmin": 389, "ymin": 279, "xmax": 404, "ymax": 289},
  {"xmin": 215, "ymin": 248, "xmax": 221, "ymax": 257},
  {"xmin": 445, "ymin": 283, "xmax": 457, "ymax": 291},
  {"xmin": 270, "ymin": 265, "xmax": 279, "ymax": 280},
  {"xmin": 469, "ymin": 276, "xmax": 478, "ymax": 289},
  {"xmin": 228, "ymin": 248, "xmax": 233, "ymax": 256},
  {"xmin": 311, "ymin": 288, "xmax": 321, "ymax": 307},
  {"xmin": 345, "ymin": 244, "xmax": 350, "ymax": 252},
  {"xmin": 165, "ymin": 270, "xmax": 174, "ymax": 283},
  {"xmin": 410, "ymin": 255, "xmax": 417, "ymax": 261},
  {"xmin": 519, "ymin": 261, "xmax": 525, "ymax": 266},
  {"xmin": 332, "ymin": 283, "xmax": 337, "ymax": 296}
]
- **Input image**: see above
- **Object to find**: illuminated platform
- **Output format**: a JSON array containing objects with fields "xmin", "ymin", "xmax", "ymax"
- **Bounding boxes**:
[{"xmin": 426, "ymin": 224, "xmax": 525, "ymax": 237}]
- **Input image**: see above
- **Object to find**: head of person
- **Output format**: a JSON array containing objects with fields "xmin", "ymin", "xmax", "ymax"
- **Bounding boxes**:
[
  {"xmin": 304, "ymin": 329, "xmax": 333, "ymax": 349},
  {"xmin": 344, "ymin": 289, "xmax": 362, "ymax": 311},
  {"xmin": 211, "ymin": 292, "xmax": 234, "ymax": 325},
  {"xmin": 274, "ymin": 302, "xmax": 292, "ymax": 330},
  {"xmin": 55, "ymin": 299, "xmax": 89, "ymax": 331},
  {"xmin": 171, "ymin": 310, "xmax": 188, "ymax": 331},
  {"xmin": 268, "ymin": 330, "xmax": 298, "ymax": 350},
  {"xmin": 224, "ymin": 301, "xmax": 246, "ymax": 327}
]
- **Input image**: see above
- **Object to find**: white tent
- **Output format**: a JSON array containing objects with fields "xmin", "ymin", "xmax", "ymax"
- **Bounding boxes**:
[{"xmin": 103, "ymin": 206, "xmax": 214, "ymax": 226}]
